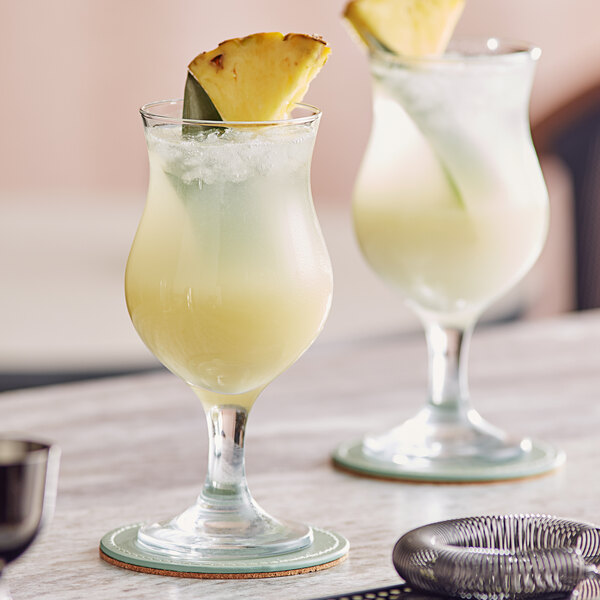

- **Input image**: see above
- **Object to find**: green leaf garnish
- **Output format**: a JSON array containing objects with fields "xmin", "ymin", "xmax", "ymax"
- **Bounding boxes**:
[{"xmin": 182, "ymin": 72, "xmax": 221, "ymax": 135}]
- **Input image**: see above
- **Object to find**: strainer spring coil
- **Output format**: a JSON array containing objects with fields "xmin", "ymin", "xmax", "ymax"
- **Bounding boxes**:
[{"xmin": 393, "ymin": 514, "xmax": 600, "ymax": 599}]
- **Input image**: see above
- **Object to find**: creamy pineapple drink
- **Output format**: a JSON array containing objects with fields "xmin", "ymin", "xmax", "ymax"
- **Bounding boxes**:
[
  {"xmin": 331, "ymin": 0, "xmax": 561, "ymax": 482},
  {"xmin": 107, "ymin": 32, "xmax": 345, "ymax": 567},
  {"xmin": 126, "ymin": 118, "xmax": 332, "ymax": 401},
  {"xmin": 126, "ymin": 32, "xmax": 332, "ymax": 408},
  {"xmin": 353, "ymin": 49, "xmax": 548, "ymax": 325}
]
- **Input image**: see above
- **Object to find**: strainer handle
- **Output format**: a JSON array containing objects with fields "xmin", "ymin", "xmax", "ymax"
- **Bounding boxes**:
[
  {"xmin": 306, "ymin": 583, "xmax": 572, "ymax": 600},
  {"xmin": 306, "ymin": 583, "xmax": 434, "ymax": 600}
]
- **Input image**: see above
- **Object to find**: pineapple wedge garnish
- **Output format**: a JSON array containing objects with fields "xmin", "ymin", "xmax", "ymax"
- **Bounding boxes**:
[
  {"xmin": 187, "ymin": 32, "xmax": 330, "ymax": 121},
  {"xmin": 344, "ymin": 0, "xmax": 465, "ymax": 56}
]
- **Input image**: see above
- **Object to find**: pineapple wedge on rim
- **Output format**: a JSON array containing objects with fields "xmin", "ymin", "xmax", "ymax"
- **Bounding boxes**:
[
  {"xmin": 344, "ymin": 0, "xmax": 465, "ymax": 56},
  {"xmin": 187, "ymin": 32, "xmax": 330, "ymax": 122}
]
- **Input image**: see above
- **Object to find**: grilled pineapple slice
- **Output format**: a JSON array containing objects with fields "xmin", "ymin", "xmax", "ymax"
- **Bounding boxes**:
[
  {"xmin": 344, "ymin": 0, "xmax": 465, "ymax": 56},
  {"xmin": 187, "ymin": 32, "xmax": 330, "ymax": 121}
]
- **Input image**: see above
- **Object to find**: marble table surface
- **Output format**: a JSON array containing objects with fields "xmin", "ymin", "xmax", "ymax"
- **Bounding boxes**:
[{"xmin": 3, "ymin": 309, "xmax": 600, "ymax": 599}]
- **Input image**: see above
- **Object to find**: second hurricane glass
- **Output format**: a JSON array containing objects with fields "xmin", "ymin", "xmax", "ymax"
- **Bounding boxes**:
[
  {"xmin": 334, "ymin": 39, "xmax": 564, "ymax": 482},
  {"xmin": 125, "ymin": 101, "xmax": 333, "ymax": 560}
]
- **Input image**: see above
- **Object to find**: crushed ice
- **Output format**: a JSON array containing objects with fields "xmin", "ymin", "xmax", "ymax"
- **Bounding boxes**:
[{"xmin": 145, "ymin": 123, "xmax": 316, "ymax": 185}]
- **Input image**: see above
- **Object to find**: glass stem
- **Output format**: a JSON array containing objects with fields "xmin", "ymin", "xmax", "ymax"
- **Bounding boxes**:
[
  {"xmin": 198, "ymin": 404, "xmax": 253, "ymax": 509},
  {"xmin": 425, "ymin": 321, "xmax": 473, "ymax": 417}
]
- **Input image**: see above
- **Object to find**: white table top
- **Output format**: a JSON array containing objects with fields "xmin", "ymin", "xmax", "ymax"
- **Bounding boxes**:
[{"xmin": 2, "ymin": 309, "xmax": 600, "ymax": 599}]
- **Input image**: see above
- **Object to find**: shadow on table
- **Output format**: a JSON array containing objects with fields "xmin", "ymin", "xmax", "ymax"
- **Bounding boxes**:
[{"xmin": 0, "ymin": 366, "xmax": 166, "ymax": 393}]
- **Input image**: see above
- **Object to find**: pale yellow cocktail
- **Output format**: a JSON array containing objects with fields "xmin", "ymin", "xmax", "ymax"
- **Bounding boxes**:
[
  {"xmin": 332, "ymin": 40, "xmax": 561, "ymax": 482},
  {"xmin": 353, "ymin": 66, "xmax": 548, "ymax": 327},
  {"xmin": 126, "ymin": 119, "xmax": 332, "ymax": 407},
  {"xmin": 113, "ymin": 30, "xmax": 345, "ymax": 568}
]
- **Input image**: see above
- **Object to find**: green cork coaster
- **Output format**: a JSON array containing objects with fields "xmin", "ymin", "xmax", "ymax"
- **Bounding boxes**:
[
  {"xmin": 332, "ymin": 438, "xmax": 565, "ymax": 483},
  {"xmin": 100, "ymin": 523, "xmax": 349, "ymax": 579}
]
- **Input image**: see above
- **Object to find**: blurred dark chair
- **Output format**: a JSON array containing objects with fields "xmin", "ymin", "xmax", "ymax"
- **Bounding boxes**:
[{"xmin": 533, "ymin": 83, "xmax": 600, "ymax": 311}]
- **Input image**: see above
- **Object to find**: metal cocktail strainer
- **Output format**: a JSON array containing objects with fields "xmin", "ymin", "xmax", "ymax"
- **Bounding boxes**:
[
  {"xmin": 312, "ymin": 515, "xmax": 600, "ymax": 600},
  {"xmin": 393, "ymin": 515, "xmax": 600, "ymax": 599}
]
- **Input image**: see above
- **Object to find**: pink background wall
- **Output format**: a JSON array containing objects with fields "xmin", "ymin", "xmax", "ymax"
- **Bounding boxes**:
[
  {"xmin": 0, "ymin": 0, "xmax": 598, "ymax": 371},
  {"xmin": 2, "ymin": 0, "xmax": 600, "ymax": 206}
]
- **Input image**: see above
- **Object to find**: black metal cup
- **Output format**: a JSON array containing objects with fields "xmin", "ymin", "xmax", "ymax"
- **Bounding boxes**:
[{"xmin": 0, "ymin": 439, "xmax": 59, "ymax": 569}]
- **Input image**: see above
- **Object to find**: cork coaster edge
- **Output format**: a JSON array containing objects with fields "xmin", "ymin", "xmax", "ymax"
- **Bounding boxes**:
[{"xmin": 99, "ymin": 547, "xmax": 348, "ymax": 579}]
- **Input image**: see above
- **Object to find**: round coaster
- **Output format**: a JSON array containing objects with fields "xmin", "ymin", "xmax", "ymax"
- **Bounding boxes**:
[
  {"xmin": 332, "ymin": 439, "xmax": 565, "ymax": 483},
  {"xmin": 99, "ymin": 523, "xmax": 349, "ymax": 579}
]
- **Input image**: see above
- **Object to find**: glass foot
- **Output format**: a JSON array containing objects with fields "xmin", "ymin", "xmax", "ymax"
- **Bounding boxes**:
[
  {"xmin": 136, "ymin": 499, "xmax": 313, "ymax": 560},
  {"xmin": 333, "ymin": 407, "xmax": 565, "ymax": 482},
  {"xmin": 363, "ymin": 406, "xmax": 529, "ymax": 464}
]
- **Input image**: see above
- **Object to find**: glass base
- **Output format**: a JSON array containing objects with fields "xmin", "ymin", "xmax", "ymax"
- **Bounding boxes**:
[
  {"xmin": 333, "ymin": 407, "xmax": 565, "ymax": 482},
  {"xmin": 364, "ymin": 406, "xmax": 528, "ymax": 463},
  {"xmin": 135, "ymin": 498, "xmax": 313, "ymax": 560}
]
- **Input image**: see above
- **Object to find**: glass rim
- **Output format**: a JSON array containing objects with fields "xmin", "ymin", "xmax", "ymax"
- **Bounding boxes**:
[
  {"xmin": 139, "ymin": 99, "xmax": 321, "ymax": 127},
  {"xmin": 371, "ymin": 37, "xmax": 542, "ymax": 67}
]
